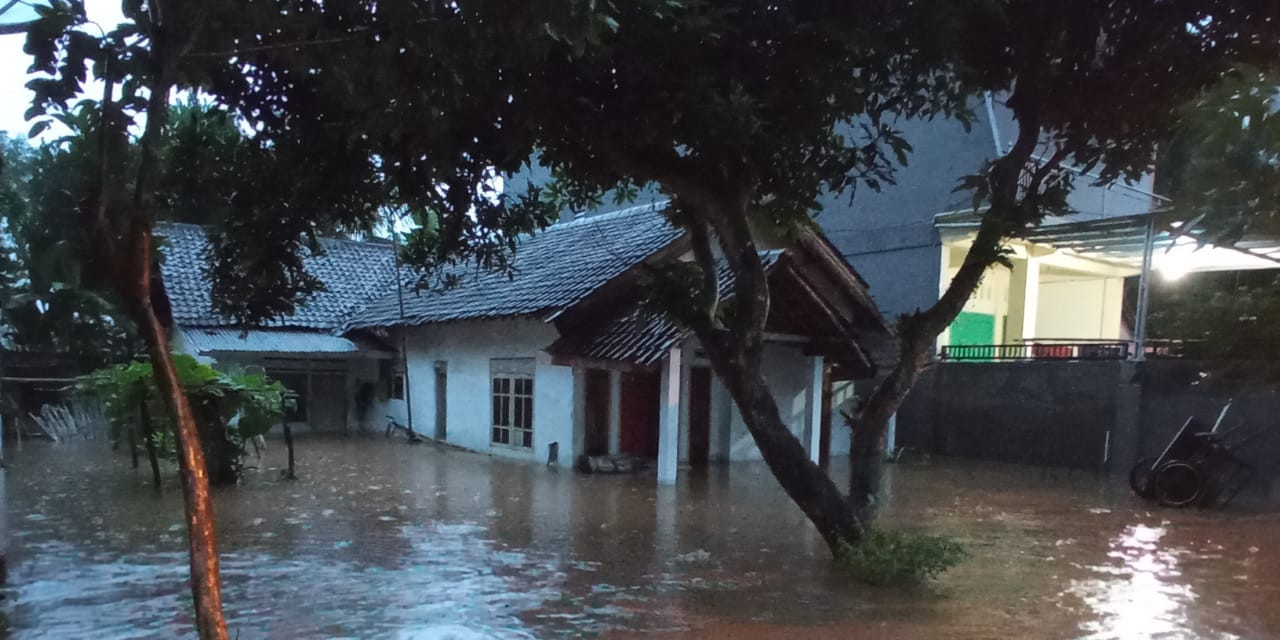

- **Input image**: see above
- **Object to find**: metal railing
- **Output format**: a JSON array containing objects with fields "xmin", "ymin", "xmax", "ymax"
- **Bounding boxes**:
[{"xmin": 940, "ymin": 339, "xmax": 1132, "ymax": 362}]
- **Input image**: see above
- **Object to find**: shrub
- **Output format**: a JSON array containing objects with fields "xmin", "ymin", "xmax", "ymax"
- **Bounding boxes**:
[
  {"xmin": 836, "ymin": 528, "xmax": 967, "ymax": 586},
  {"xmin": 80, "ymin": 354, "xmax": 288, "ymax": 485}
]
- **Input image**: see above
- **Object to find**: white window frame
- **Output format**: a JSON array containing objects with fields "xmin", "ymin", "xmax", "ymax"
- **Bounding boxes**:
[{"xmin": 490, "ymin": 358, "xmax": 535, "ymax": 449}]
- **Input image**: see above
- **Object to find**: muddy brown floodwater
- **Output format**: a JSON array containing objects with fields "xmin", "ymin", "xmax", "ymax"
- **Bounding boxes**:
[{"xmin": 1, "ymin": 437, "xmax": 1279, "ymax": 639}]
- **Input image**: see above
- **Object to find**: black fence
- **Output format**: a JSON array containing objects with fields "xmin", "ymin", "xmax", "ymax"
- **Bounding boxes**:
[{"xmin": 940, "ymin": 340, "xmax": 1132, "ymax": 361}]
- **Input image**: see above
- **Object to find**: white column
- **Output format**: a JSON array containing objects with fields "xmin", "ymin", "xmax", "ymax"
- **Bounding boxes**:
[
  {"xmin": 657, "ymin": 347, "xmax": 682, "ymax": 485},
  {"xmin": 885, "ymin": 411, "xmax": 897, "ymax": 459},
  {"xmin": 607, "ymin": 370, "xmax": 622, "ymax": 455},
  {"xmin": 1021, "ymin": 255, "xmax": 1041, "ymax": 342},
  {"xmin": 803, "ymin": 355, "xmax": 824, "ymax": 464}
]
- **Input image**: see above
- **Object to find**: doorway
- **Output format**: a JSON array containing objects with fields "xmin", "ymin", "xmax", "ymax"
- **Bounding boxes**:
[
  {"xmin": 619, "ymin": 371, "xmax": 660, "ymax": 457},
  {"xmin": 309, "ymin": 372, "xmax": 348, "ymax": 432},
  {"xmin": 434, "ymin": 361, "xmax": 447, "ymax": 441},
  {"xmin": 584, "ymin": 369, "xmax": 611, "ymax": 457},
  {"xmin": 688, "ymin": 367, "xmax": 712, "ymax": 468}
]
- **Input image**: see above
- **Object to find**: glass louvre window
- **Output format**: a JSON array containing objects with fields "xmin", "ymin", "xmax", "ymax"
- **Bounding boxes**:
[{"xmin": 491, "ymin": 359, "xmax": 535, "ymax": 448}]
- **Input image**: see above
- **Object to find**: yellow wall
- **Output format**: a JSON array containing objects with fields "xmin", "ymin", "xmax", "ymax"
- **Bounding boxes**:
[
  {"xmin": 1034, "ymin": 274, "xmax": 1124, "ymax": 340},
  {"xmin": 944, "ymin": 256, "xmax": 1012, "ymax": 344}
]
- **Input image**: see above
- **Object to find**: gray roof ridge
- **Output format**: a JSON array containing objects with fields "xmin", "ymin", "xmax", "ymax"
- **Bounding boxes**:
[
  {"xmin": 154, "ymin": 221, "xmax": 203, "ymax": 231},
  {"xmin": 547, "ymin": 199, "xmax": 670, "ymax": 231},
  {"xmin": 317, "ymin": 234, "xmax": 396, "ymax": 252},
  {"xmin": 154, "ymin": 220, "xmax": 396, "ymax": 252}
]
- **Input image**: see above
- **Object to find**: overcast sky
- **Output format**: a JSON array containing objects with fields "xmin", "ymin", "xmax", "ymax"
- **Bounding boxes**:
[{"xmin": 1, "ymin": 0, "xmax": 125, "ymax": 140}]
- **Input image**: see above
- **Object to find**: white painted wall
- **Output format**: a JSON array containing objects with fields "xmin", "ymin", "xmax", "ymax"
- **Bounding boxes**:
[
  {"xmin": 695, "ymin": 341, "xmax": 813, "ymax": 462},
  {"xmin": 828, "ymin": 380, "xmax": 856, "ymax": 455},
  {"xmin": 402, "ymin": 319, "xmax": 575, "ymax": 465}
]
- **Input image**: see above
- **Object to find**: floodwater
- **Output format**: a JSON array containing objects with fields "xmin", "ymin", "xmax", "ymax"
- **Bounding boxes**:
[{"xmin": 2, "ymin": 438, "xmax": 1279, "ymax": 639}]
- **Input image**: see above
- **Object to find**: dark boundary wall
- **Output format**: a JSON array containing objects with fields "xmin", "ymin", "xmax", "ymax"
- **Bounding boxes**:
[{"xmin": 897, "ymin": 360, "xmax": 1280, "ymax": 476}]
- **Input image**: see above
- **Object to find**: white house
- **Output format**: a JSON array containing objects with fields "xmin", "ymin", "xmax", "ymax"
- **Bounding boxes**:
[{"xmin": 161, "ymin": 203, "xmax": 889, "ymax": 484}]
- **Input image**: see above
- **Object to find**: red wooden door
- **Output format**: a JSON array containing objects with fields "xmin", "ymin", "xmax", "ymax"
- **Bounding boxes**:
[{"xmin": 619, "ymin": 371, "xmax": 660, "ymax": 457}]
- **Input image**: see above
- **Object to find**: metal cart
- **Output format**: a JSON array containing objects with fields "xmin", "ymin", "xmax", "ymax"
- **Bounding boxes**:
[{"xmin": 1129, "ymin": 402, "xmax": 1261, "ymax": 508}]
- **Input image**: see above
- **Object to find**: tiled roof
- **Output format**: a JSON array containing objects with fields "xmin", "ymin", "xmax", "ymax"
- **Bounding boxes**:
[
  {"xmin": 178, "ymin": 327, "xmax": 391, "ymax": 355},
  {"xmin": 345, "ymin": 201, "xmax": 682, "ymax": 329},
  {"xmin": 157, "ymin": 223, "xmax": 398, "ymax": 329},
  {"xmin": 551, "ymin": 306, "xmax": 684, "ymax": 367},
  {"xmin": 546, "ymin": 252, "xmax": 783, "ymax": 367}
]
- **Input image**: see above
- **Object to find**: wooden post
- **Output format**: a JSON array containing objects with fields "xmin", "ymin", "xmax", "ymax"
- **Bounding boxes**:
[
  {"xmin": 140, "ymin": 400, "xmax": 161, "ymax": 489},
  {"xmin": 128, "ymin": 421, "xmax": 140, "ymax": 469},
  {"xmin": 281, "ymin": 394, "xmax": 296, "ymax": 480}
]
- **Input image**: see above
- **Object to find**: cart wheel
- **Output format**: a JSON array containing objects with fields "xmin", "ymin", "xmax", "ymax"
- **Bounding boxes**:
[
  {"xmin": 1129, "ymin": 456, "xmax": 1159, "ymax": 499},
  {"xmin": 1154, "ymin": 462, "xmax": 1203, "ymax": 507}
]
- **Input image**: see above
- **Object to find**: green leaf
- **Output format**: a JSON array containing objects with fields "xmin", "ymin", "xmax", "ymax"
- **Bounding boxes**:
[{"xmin": 27, "ymin": 119, "xmax": 51, "ymax": 139}]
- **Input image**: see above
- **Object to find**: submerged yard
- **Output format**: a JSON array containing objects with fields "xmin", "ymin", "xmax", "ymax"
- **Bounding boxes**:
[{"xmin": 1, "ymin": 437, "xmax": 1278, "ymax": 639}]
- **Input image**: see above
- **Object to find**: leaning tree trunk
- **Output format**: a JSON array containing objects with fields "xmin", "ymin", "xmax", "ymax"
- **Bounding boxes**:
[
  {"xmin": 688, "ymin": 205, "xmax": 865, "ymax": 554},
  {"xmin": 88, "ymin": 37, "xmax": 229, "ymax": 638},
  {"xmin": 845, "ymin": 84, "xmax": 1061, "ymax": 523},
  {"xmin": 846, "ymin": 204, "xmax": 1021, "ymax": 522},
  {"xmin": 703, "ymin": 340, "xmax": 862, "ymax": 551},
  {"xmin": 126, "ymin": 229, "xmax": 229, "ymax": 640}
]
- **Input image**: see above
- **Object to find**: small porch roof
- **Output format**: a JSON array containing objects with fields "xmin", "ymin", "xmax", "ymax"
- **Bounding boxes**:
[
  {"xmin": 178, "ymin": 327, "xmax": 394, "ymax": 359},
  {"xmin": 546, "ymin": 230, "xmax": 888, "ymax": 378}
]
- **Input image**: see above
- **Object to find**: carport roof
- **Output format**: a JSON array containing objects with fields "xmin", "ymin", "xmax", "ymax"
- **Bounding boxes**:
[
  {"xmin": 178, "ymin": 327, "xmax": 392, "ymax": 357},
  {"xmin": 937, "ymin": 210, "xmax": 1280, "ymax": 274}
]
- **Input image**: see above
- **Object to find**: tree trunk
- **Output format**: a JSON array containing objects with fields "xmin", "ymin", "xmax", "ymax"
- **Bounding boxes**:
[
  {"xmin": 117, "ymin": 222, "xmax": 228, "ymax": 638},
  {"xmin": 845, "ymin": 103, "xmax": 1057, "ymax": 523},
  {"xmin": 141, "ymin": 399, "xmax": 162, "ymax": 490},
  {"xmin": 123, "ymin": 11, "xmax": 228, "ymax": 635},
  {"xmin": 847, "ymin": 326, "xmax": 932, "ymax": 522},
  {"xmin": 703, "ymin": 342, "xmax": 862, "ymax": 552},
  {"xmin": 136, "ymin": 299, "xmax": 228, "ymax": 640},
  {"xmin": 690, "ymin": 202, "xmax": 865, "ymax": 555},
  {"xmin": 76, "ymin": 5, "xmax": 226, "ymax": 633}
]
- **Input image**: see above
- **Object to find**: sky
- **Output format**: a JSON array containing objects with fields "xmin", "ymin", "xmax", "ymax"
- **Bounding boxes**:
[{"xmin": 1, "ymin": 0, "xmax": 126, "ymax": 140}]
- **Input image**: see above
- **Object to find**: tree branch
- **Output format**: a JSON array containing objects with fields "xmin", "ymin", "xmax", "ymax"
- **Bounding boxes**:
[{"xmin": 687, "ymin": 219, "xmax": 722, "ymax": 330}]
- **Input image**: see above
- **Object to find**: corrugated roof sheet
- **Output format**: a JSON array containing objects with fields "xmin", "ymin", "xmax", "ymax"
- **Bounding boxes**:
[
  {"xmin": 345, "ymin": 201, "xmax": 682, "ymax": 329},
  {"xmin": 178, "ymin": 327, "xmax": 390, "ymax": 355},
  {"xmin": 157, "ymin": 223, "xmax": 399, "ymax": 329}
]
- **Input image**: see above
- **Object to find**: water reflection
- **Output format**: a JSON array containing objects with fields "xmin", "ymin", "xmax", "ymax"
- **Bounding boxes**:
[
  {"xmin": 1067, "ymin": 524, "xmax": 1201, "ymax": 639},
  {"xmin": 2, "ymin": 440, "xmax": 1279, "ymax": 638}
]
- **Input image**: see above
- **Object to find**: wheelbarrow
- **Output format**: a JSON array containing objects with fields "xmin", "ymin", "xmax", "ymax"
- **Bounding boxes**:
[{"xmin": 1129, "ymin": 402, "xmax": 1262, "ymax": 508}]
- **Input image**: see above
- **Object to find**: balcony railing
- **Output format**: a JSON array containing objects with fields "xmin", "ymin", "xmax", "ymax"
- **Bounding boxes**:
[{"xmin": 940, "ymin": 340, "xmax": 1132, "ymax": 362}]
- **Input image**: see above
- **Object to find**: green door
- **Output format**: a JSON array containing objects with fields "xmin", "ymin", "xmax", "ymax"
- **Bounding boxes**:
[{"xmin": 950, "ymin": 311, "xmax": 995, "ymax": 345}]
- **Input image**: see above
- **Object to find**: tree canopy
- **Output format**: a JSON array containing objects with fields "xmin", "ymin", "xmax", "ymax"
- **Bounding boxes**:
[
  {"xmin": 1169, "ymin": 67, "xmax": 1280, "ymax": 243},
  {"xmin": 0, "ymin": 101, "xmax": 268, "ymax": 360}
]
